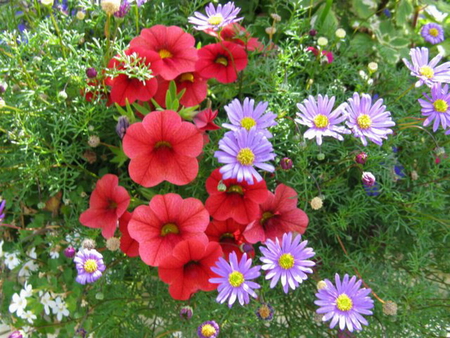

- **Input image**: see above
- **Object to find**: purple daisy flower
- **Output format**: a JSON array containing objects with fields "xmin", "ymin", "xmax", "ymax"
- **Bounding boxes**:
[
  {"xmin": 260, "ymin": 232, "xmax": 315, "ymax": 294},
  {"xmin": 344, "ymin": 93, "xmax": 395, "ymax": 146},
  {"xmin": 214, "ymin": 128, "xmax": 276, "ymax": 184},
  {"xmin": 209, "ymin": 252, "xmax": 261, "ymax": 308},
  {"xmin": 197, "ymin": 320, "xmax": 220, "ymax": 338},
  {"xmin": 418, "ymin": 82, "xmax": 450, "ymax": 132},
  {"xmin": 421, "ymin": 23, "xmax": 445, "ymax": 45},
  {"xmin": 315, "ymin": 274, "xmax": 374, "ymax": 332},
  {"xmin": 402, "ymin": 47, "xmax": 450, "ymax": 87},
  {"xmin": 0, "ymin": 199, "xmax": 6, "ymax": 221},
  {"xmin": 188, "ymin": 1, "xmax": 243, "ymax": 31},
  {"xmin": 223, "ymin": 97, "xmax": 277, "ymax": 138},
  {"xmin": 74, "ymin": 248, "xmax": 106, "ymax": 284},
  {"xmin": 295, "ymin": 94, "xmax": 350, "ymax": 145}
]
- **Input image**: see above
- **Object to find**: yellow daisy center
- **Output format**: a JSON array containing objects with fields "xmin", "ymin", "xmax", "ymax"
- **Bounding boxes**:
[
  {"xmin": 228, "ymin": 271, "xmax": 245, "ymax": 287},
  {"xmin": 278, "ymin": 253, "xmax": 295, "ymax": 269},
  {"xmin": 429, "ymin": 28, "xmax": 439, "ymax": 37},
  {"xmin": 208, "ymin": 14, "xmax": 224, "ymax": 26},
  {"xmin": 160, "ymin": 223, "xmax": 179, "ymax": 236},
  {"xmin": 357, "ymin": 114, "xmax": 372, "ymax": 129},
  {"xmin": 241, "ymin": 117, "xmax": 257, "ymax": 130},
  {"xmin": 227, "ymin": 185, "xmax": 244, "ymax": 195},
  {"xmin": 336, "ymin": 294, "xmax": 353, "ymax": 311},
  {"xmin": 215, "ymin": 56, "xmax": 228, "ymax": 66},
  {"xmin": 84, "ymin": 259, "xmax": 98, "ymax": 273},
  {"xmin": 433, "ymin": 99, "xmax": 448, "ymax": 113},
  {"xmin": 313, "ymin": 114, "xmax": 329, "ymax": 128},
  {"xmin": 201, "ymin": 324, "xmax": 216, "ymax": 337},
  {"xmin": 180, "ymin": 73, "xmax": 194, "ymax": 82},
  {"xmin": 159, "ymin": 49, "xmax": 173, "ymax": 59},
  {"xmin": 236, "ymin": 148, "xmax": 255, "ymax": 166},
  {"xmin": 419, "ymin": 65, "xmax": 434, "ymax": 79}
]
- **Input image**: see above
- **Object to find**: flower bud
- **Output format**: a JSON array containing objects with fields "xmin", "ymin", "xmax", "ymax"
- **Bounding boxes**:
[
  {"xmin": 106, "ymin": 237, "xmax": 120, "ymax": 251},
  {"xmin": 255, "ymin": 303, "xmax": 274, "ymax": 321},
  {"xmin": 362, "ymin": 172, "xmax": 376, "ymax": 187},
  {"xmin": 355, "ymin": 152, "xmax": 368, "ymax": 165},
  {"xmin": 81, "ymin": 239, "xmax": 96, "ymax": 250},
  {"xmin": 265, "ymin": 27, "xmax": 277, "ymax": 35},
  {"xmin": 270, "ymin": 13, "xmax": 281, "ymax": 22},
  {"xmin": 317, "ymin": 153, "xmax": 325, "ymax": 161},
  {"xmin": 64, "ymin": 246, "xmax": 76, "ymax": 258},
  {"xmin": 101, "ymin": 0, "xmax": 121, "ymax": 15},
  {"xmin": 310, "ymin": 196, "xmax": 323, "ymax": 210},
  {"xmin": 382, "ymin": 301, "xmax": 398, "ymax": 316},
  {"xmin": 8, "ymin": 331, "xmax": 24, "ymax": 338},
  {"xmin": 309, "ymin": 29, "xmax": 317, "ymax": 36},
  {"xmin": 217, "ymin": 180, "xmax": 227, "ymax": 192},
  {"xmin": 88, "ymin": 135, "xmax": 100, "ymax": 148},
  {"xmin": 411, "ymin": 170, "xmax": 419, "ymax": 181},
  {"xmin": 335, "ymin": 28, "xmax": 346, "ymax": 39},
  {"xmin": 180, "ymin": 306, "xmax": 193, "ymax": 320},
  {"xmin": 280, "ymin": 157, "xmax": 293, "ymax": 170},
  {"xmin": 317, "ymin": 37, "xmax": 328, "ymax": 46},
  {"xmin": 368, "ymin": 62, "xmax": 378, "ymax": 73},
  {"xmin": 317, "ymin": 280, "xmax": 327, "ymax": 290},
  {"xmin": 86, "ymin": 67, "xmax": 98, "ymax": 79},
  {"xmin": 76, "ymin": 11, "xmax": 86, "ymax": 20},
  {"xmin": 0, "ymin": 82, "xmax": 7, "ymax": 93},
  {"xmin": 58, "ymin": 90, "xmax": 68, "ymax": 100},
  {"xmin": 0, "ymin": 98, "xmax": 5, "ymax": 109},
  {"xmin": 116, "ymin": 116, "xmax": 130, "ymax": 139},
  {"xmin": 41, "ymin": 0, "xmax": 54, "ymax": 6}
]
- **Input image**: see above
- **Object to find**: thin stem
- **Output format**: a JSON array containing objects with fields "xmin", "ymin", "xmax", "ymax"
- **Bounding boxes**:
[
  {"xmin": 49, "ymin": 9, "xmax": 67, "ymax": 58},
  {"xmin": 134, "ymin": 5, "xmax": 140, "ymax": 35},
  {"xmin": 395, "ymin": 82, "xmax": 416, "ymax": 102}
]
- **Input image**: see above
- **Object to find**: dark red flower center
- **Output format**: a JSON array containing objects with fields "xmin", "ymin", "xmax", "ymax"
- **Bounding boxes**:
[
  {"xmin": 154, "ymin": 141, "xmax": 172, "ymax": 149},
  {"xmin": 215, "ymin": 56, "xmax": 228, "ymax": 66},
  {"xmin": 227, "ymin": 185, "xmax": 244, "ymax": 195},
  {"xmin": 260, "ymin": 211, "xmax": 275, "ymax": 226},
  {"xmin": 160, "ymin": 223, "xmax": 179, "ymax": 236},
  {"xmin": 108, "ymin": 200, "xmax": 118, "ymax": 209},
  {"xmin": 180, "ymin": 73, "xmax": 194, "ymax": 83}
]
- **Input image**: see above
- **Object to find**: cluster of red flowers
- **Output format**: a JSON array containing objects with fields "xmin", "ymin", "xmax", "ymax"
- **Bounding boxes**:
[{"xmin": 79, "ymin": 23, "xmax": 309, "ymax": 301}]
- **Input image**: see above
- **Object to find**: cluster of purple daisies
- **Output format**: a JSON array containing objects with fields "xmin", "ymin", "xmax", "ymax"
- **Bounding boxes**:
[
  {"xmin": 214, "ymin": 97, "xmax": 278, "ymax": 184},
  {"xmin": 296, "ymin": 93, "xmax": 396, "ymax": 146}
]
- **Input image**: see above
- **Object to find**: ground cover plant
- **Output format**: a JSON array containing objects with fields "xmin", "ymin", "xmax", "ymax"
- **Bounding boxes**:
[{"xmin": 0, "ymin": 0, "xmax": 449, "ymax": 337}]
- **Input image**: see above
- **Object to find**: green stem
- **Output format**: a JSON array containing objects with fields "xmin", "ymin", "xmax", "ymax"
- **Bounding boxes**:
[
  {"xmin": 134, "ymin": 5, "xmax": 140, "ymax": 35},
  {"xmin": 104, "ymin": 14, "xmax": 112, "ymax": 65},
  {"xmin": 49, "ymin": 9, "xmax": 67, "ymax": 58},
  {"xmin": 395, "ymin": 82, "xmax": 415, "ymax": 102}
]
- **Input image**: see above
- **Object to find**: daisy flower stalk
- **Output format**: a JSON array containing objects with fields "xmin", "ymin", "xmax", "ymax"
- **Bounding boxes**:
[
  {"xmin": 295, "ymin": 94, "xmax": 350, "ymax": 145},
  {"xmin": 344, "ymin": 93, "xmax": 395, "ymax": 146},
  {"xmin": 223, "ymin": 97, "xmax": 277, "ymax": 138},
  {"xmin": 260, "ymin": 232, "xmax": 315, "ymax": 293},
  {"xmin": 210, "ymin": 252, "xmax": 261, "ymax": 307},
  {"xmin": 402, "ymin": 47, "xmax": 450, "ymax": 87},
  {"xmin": 214, "ymin": 128, "xmax": 276, "ymax": 184},
  {"xmin": 188, "ymin": 2, "xmax": 243, "ymax": 31},
  {"xmin": 418, "ymin": 82, "xmax": 450, "ymax": 132},
  {"xmin": 421, "ymin": 23, "xmax": 444, "ymax": 45},
  {"xmin": 315, "ymin": 274, "xmax": 374, "ymax": 332}
]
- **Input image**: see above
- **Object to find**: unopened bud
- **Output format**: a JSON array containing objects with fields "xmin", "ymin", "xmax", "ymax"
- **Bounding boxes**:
[
  {"xmin": 335, "ymin": 28, "xmax": 346, "ymax": 39},
  {"xmin": 64, "ymin": 246, "xmax": 76, "ymax": 258},
  {"xmin": 265, "ymin": 27, "xmax": 277, "ymax": 35},
  {"xmin": 355, "ymin": 152, "xmax": 368, "ymax": 165},
  {"xmin": 317, "ymin": 280, "xmax": 327, "ymax": 290},
  {"xmin": 411, "ymin": 170, "xmax": 419, "ymax": 181},
  {"xmin": 58, "ymin": 90, "xmax": 68, "ymax": 100},
  {"xmin": 116, "ymin": 116, "xmax": 130, "ymax": 139},
  {"xmin": 310, "ymin": 196, "xmax": 323, "ymax": 210},
  {"xmin": 180, "ymin": 306, "xmax": 193, "ymax": 320},
  {"xmin": 88, "ymin": 135, "xmax": 100, "ymax": 148},
  {"xmin": 368, "ymin": 62, "xmax": 378, "ymax": 73},
  {"xmin": 76, "ymin": 11, "xmax": 86, "ymax": 20},
  {"xmin": 270, "ymin": 13, "xmax": 281, "ymax": 22},
  {"xmin": 86, "ymin": 67, "xmax": 98, "ymax": 79},
  {"xmin": 81, "ymin": 239, "xmax": 96, "ymax": 250},
  {"xmin": 280, "ymin": 157, "xmax": 293, "ymax": 170},
  {"xmin": 317, "ymin": 37, "xmax": 328, "ymax": 46},
  {"xmin": 106, "ymin": 237, "xmax": 120, "ymax": 251},
  {"xmin": 382, "ymin": 301, "xmax": 398, "ymax": 316},
  {"xmin": 362, "ymin": 172, "xmax": 376, "ymax": 187}
]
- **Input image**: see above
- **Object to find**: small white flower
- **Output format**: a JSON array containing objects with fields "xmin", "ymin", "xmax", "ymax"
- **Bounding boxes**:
[
  {"xmin": 40, "ymin": 292, "xmax": 56, "ymax": 316},
  {"xmin": 18, "ymin": 260, "xmax": 39, "ymax": 278},
  {"xmin": 4, "ymin": 251, "xmax": 21, "ymax": 270},
  {"xmin": 335, "ymin": 28, "xmax": 346, "ymax": 39},
  {"xmin": 20, "ymin": 281, "xmax": 33, "ymax": 298},
  {"xmin": 9, "ymin": 292, "xmax": 28, "ymax": 317},
  {"xmin": 52, "ymin": 297, "xmax": 69, "ymax": 321},
  {"xmin": 27, "ymin": 247, "xmax": 37, "ymax": 259},
  {"xmin": 0, "ymin": 240, "xmax": 3, "ymax": 258},
  {"xmin": 49, "ymin": 250, "xmax": 60, "ymax": 259},
  {"xmin": 101, "ymin": 0, "xmax": 121, "ymax": 15},
  {"xmin": 21, "ymin": 310, "xmax": 37, "ymax": 324}
]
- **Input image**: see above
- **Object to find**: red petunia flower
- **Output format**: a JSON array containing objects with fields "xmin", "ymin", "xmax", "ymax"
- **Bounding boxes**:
[
  {"xmin": 206, "ymin": 23, "xmax": 263, "ymax": 52},
  {"xmin": 130, "ymin": 25, "xmax": 198, "ymax": 81},
  {"xmin": 122, "ymin": 110, "xmax": 204, "ymax": 187},
  {"xmin": 206, "ymin": 218, "xmax": 247, "ymax": 260},
  {"xmin": 158, "ymin": 238, "xmax": 223, "ymax": 300},
  {"xmin": 196, "ymin": 41, "xmax": 248, "ymax": 84},
  {"xmin": 105, "ymin": 47, "xmax": 160, "ymax": 106},
  {"xmin": 306, "ymin": 47, "xmax": 334, "ymax": 64},
  {"xmin": 118, "ymin": 211, "xmax": 139, "ymax": 257},
  {"xmin": 243, "ymin": 184, "xmax": 309, "ymax": 244},
  {"xmin": 79, "ymin": 174, "xmax": 130, "ymax": 239},
  {"xmin": 128, "ymin": 193, "xmax": 210, "ymax": 267},
  {"xmin": 193, "ymin": 108, "xmax": 220, "ymax": 131},
  {"xmin": 205, "ymin": 168, "xmax": 268, "ymax": 224}
]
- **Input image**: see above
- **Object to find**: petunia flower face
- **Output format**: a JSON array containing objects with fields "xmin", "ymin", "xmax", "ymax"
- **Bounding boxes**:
[
  {"xmin": 79, "ymin": 174, "xmax": 130, "ymax": 239},
  {"xmin": 205, "ymin": 23, "xmax": 263, "ymax": 52},
  {"xmin": 402, "ymin": 47, "xmax": 450, "ymax": 87},
  {"xmin": 130, "ymin": 25, "xmax": 198, "ymax": 81},
  {"xmin": 296, "ymin": 94, "xmax": 350, "ymax": 145},
  {"xmin": 118, "ymin": 211, "xmax": 139, "ymax": 257},
  {"xmin": 205, "ymin": 168, "xmax": 268, "ymax": 224},
  {"xmin": 158, "ymin": 239, "xmax": 223, "ymax": 300},
  {"xmin": 175, "ymin": 71, "xmax": 208, "ymax": 107},
  {"xmin": 122, "ymin": 110, "xmax": 204, "ymax": 187},
  {"xmin": 128, "ymin": 193, "xmax": 210, "ymax": 267},
  {"xmin": 196, "ymin": 41, "xmax": 248, "ymax": 84},
  {"xmin": 206, "ymin": 218, "xmax": 248, "ymax": 260},
  {"xmin": 243, "ymin": 184, "xmax": 309, "ymax": 244},
  {"xmin": 418, "ymin": 82, "xmax": 450, "ymax": 132},
  {"xmin": 343, "ymin": 93, "xmax": 395, "ymax": 146},
  {"xmin": 188, "ymin": 2, "xmax": 243, "ymax": 31}
]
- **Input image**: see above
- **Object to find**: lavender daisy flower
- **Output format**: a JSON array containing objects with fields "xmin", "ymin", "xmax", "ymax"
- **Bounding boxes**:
[
  {"xmin": 315, "ymin": 274, "xmax": 374, "ymax": 332},
  {"xmin": 295, "ymin": 94, "xmax": 351, "ymax": 145},
  {"xmin": 0, "ymin": 199, "xmax": 6, "ymax": 221},
  {"xmin": 260, "ymin": 232, "xmax": 315, "ymax": 294},
  {"xmin": 402, "ymin": 47, "xmax": 450, "ymax": 87},
  {"xmin": 197, "ymin": 320, "xmax": 220, "ymax": 338},
  {"xmin": 188, "ymin": 2, "xmax": 243, "ymax": 31},
  {"xmin": 209, "ymin": 252, "xmax": 261, "ymax": 308},
  {"xmin": 214, "ymin": 128, "xmax": 276, "ymax": 184},
  {"xmin": 418, "ymin": 82, "xmax": 450, "ymax": 132},
  {"xmin": 223, "ymin": 97, "xmax": 277, "ymax": 138},
  {"xmin": 74, "ymin": 248, "xmax": 106, "ymax": 284},
  {"xmin": 421, "ymin": 23, "xmax": 445, "ymax": 45},
  {"xmin": 344, "ymin": 93, "xmax": 395, "ymax": 146}
]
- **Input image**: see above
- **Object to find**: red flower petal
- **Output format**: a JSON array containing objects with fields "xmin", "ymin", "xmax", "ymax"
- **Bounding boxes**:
[{"xmin": 119, "ymin": 211, "xmax": 140, "ymax": 257}]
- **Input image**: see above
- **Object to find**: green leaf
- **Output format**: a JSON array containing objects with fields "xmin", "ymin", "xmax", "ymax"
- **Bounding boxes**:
[
  {"xmin": 388, "ymin": 37, "xmax": 410, "ymax": 48},
  {"xmin": 132, "ymin": 102, "xmax": 150, "ymax": 117},
  {"xmin": 349, "ymin": 33, "xmax": 374, "ymax": 55},
  {"xmin": 352, "ymin": 0, "xmax": 377, "ymax": 19},
  {"xmin": 395, "ymin": 0, "xmax": 414, "ymax": 27},
  {"xmin": 109, "ymin": 145, "xmax": 128, "ymax": 167},
  {"xmin": 378, "ymin": 44, "xmax": 400, "ymax": 64}
]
